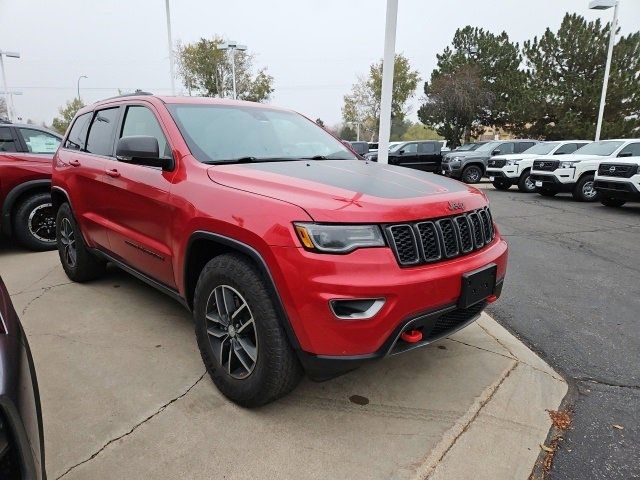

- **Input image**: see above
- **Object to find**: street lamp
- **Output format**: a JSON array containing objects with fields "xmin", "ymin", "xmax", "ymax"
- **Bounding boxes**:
[
  {"xmin": 77, "ymin": 75, "xmax": 88, "ymax": 101},
  {"xmin": 164, "ymin": 0, "xmax": 176, "ymax": 95},
  {"xmin": 219, "ymin": 41, "xmax": 247, "ymax": 100},
  {"xmin": 589, "ymin": 0, "xmax": 619, "ymax": 141},
  {"xmin": 0, "ymin": 50, "xmax": 21, "ymax": 122},
  {"xmin": 377, "ymin": 0, "xmax": 399, "ymax": 165},
  {"xmin": 347, "ymin": 121, "xmax": 362, "ymax": 141}
]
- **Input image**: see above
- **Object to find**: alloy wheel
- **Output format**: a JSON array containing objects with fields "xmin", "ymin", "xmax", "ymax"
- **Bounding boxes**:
[
  {"xmin": 60, "ymin": 218, "xmax": 77, "ymax": 267},
  {"xmin": 524, "ymin": 176, "xmax": 535, "ymax": 191},
  {"xmin": 582, "ymin": 180, "xmax": 597, "ymax": 199},
  {"xmin": 28, "ymin": 203, "xmax": 56, "ymax": 243},
  {"xmin": 205, "ymin": 285, "xmax": 258, "ymax": 379}
]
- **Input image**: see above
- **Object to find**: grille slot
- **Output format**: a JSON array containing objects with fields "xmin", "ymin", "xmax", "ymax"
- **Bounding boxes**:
[
  {"xmin": 533, "ymin": 159, "xmax": 559, "ymax": 171},
  {"xmin": 415, "ymin": 222, "xmax": 441, "ymax": 262},
  {"xmin": 468, "ymin": 212, "xmax": 485, "ymax": 248},
  {"xmin": 454, "ymin": 216, "xmax": 474, "ymax": 253},
  {"xmin": 478, "ymin": 209, "xmax": 493, "ymax": 245},
  {"xmin": 387, "ymin": 225, "xmax": 419, "ymax": 265},
  {"xmin": 436, "ymin": 218, "xmax": 459, "ymax": 258},
  {"xmin": 598, "ymin": 163, "xmax": 638, "ymax": 178}
]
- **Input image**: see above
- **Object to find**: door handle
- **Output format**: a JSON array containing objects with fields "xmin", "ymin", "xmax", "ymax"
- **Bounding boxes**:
[
  {"xmin": 69, "ymin": 159, "xmax": 81, "ymax": 167},
  {"xmin": 106, "ymin": 169, "xmax": 121, "ymax": 178}
]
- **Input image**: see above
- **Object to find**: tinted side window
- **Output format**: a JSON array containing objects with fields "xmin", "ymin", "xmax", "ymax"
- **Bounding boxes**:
[
  {"xmin": 514, "ymin": 142, "xmax": 535, "ymax": 153},
  {"xmin": 120, "ymin": 106, "xmax": 171, "ymax": 159},
  {"xmin": 0, "ymin": 127, "xmax": 18, "ymax": 152},
  {"xmin": 496, "ymin": 143, "xmax": 514, "ymax": 154},
  {"xmin": 18, "ymin": 128, "xmax": 61, "ymax": 154},
  {"xmin": 64, "ymin": 112, "xmax": 92, "ymax": 150},
  {"xmin": 555, "ymin": 143, "xmax": 579, "ymax": 155},
  {"xmin": 403, "ymin": 143, "xmax": 418, "ymax": 154},
  {"xmin": 86, "ymin": 108, "xmax": 120, "ymax": 156},
  {"xmin": 418, "ymin": 142, "xmax": 435, "ymax": 154},
  {"xmin": 618, "ymin": 143, "xmax": 640, "ymax": 157}
]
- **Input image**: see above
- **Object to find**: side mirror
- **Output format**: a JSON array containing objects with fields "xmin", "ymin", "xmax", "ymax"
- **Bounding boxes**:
[
  {"xmin": 618, "ymin": 151, "xmax": 632, "ymax": 158},
  {"xmin": 492, "ymin": 149, "xmax": 500, "ymax": 155},
  {"xmin": 116, "ymin": 136, "xmax": 173, "ymax": 170},
  {"xmin": 399, "ymin": 149, "xmax": 405, "ymax": 154}
]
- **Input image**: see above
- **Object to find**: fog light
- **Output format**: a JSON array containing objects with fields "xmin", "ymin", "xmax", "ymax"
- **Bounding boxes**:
[{"xmin": 329, "ymin": 298, "xmax": 385, "ymax": 320}]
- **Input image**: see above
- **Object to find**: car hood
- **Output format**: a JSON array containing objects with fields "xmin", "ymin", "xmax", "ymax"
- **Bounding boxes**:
[
  {"xmin": 492, "ymin": 153, "xmax": 540, "ymax": 161},
  {"xmin": 207, "ymin": 160, "xmax": 489, "ymax": 223},
  {"xmin": 548, "ymin": 153, "xmax": 606, "ymax": 162}
]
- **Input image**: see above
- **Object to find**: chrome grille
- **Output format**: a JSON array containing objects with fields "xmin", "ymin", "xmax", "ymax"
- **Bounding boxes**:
[
  {"xmin": 598, "ymin": 163, "xmax": 638, "ymax": 178},
  {"xmin": 488, "ymin": 159, "xmax": 507, "ymax": 168},
  {"xmin": 533, "ymin": 159, "xmax": 559, "ymax": 171},
  {"xmin": 386, "ymin": 207, "xmax": 496, "ymax": 267}
]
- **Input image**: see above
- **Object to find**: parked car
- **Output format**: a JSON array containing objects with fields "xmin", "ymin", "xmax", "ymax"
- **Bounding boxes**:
[
  {"xmin": 364, "ymin": 140, "xmax": 444, "ymax": 172},
  {"xmin": 447, "ymin": 142, "xmax": 488, "ymax": 154},
  {"xmin": 442, "ymin": 139, "xmax": 538, "ymax": 184},
  {"xmin": 367, "ymin": 142, "xmax": 378, "ymax": 154},
  {"xmin": 486, "ymin": 140, "xmax": 590, "ymax": 192},
  {"xmin": 0, "ymin": 122, "xmax": 62, "ymax": 250},
  {"xmin": 594, "ymin": 155, "xmax": 640, "ymax": 207},
  {"xmin": 530, "ymin": 139, "xmax": 640, "ymax": 201},
  {"xmin": 51, "ymin": 95, "xmax": 508, "ymax": 407},
  {"xmin": 0, "ymin": 277, "xmax": 46, "ymax": 479},
  {"xmin": 347, "ymin": 141, "xmax": 369, "ymax": 156}
]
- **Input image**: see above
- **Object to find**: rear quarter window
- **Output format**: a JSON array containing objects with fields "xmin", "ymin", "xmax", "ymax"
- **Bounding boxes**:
[{"xmin": 0, "ymin": 127, "xmax": 19, "ymax": 152}]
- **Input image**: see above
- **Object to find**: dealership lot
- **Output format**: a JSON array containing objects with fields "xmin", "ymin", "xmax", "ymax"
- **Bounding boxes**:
[{"xmin": 0, "ymin": 232, "xmax": 564, "ymax": 479}]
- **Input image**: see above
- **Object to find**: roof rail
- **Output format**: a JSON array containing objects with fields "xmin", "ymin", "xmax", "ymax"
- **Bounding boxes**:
[{"xmin": 102, "ymin": 90, "xmax": 154, "ymax": 101}]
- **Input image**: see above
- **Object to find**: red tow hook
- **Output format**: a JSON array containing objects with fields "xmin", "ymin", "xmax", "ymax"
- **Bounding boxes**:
[
  {"xmin": 486, "ymin": 294, "xmax": 498, "ymax": 304},
  {"xmin": 401, "ymin": 329, "xmax": 423, "ymax": 343}
]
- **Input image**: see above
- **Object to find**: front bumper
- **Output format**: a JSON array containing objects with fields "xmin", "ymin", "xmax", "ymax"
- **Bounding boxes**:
[
  {"xmin": 486, "ymin": 167, "xmax": 519, "ymax": 181},
  {"xmin": 270, "ymin": 236, "xmax": 508, "ymax": 363},
  {"xmin": 441, "ymin": 163, "xmax": 462, "ymax": 178},
  {"xmin": 594, "ymin": 177, "xmax": 640, "ymax": 201},
  {"xmin": 530, "ymin": 172, "xmax": 575, "ymax": 192}
]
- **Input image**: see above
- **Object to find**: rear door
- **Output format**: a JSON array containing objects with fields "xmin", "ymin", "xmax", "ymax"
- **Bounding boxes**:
[
  {"xmin": 416, "ymin": 141, "xmax": 441, "ymax": 172},
  {"xmin": 101, "ymin": 103, "xmax": 177, "ymax": 287}
]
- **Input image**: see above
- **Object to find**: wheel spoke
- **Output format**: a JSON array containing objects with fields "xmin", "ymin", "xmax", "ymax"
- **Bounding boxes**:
[
  {"xmin": 205, "ymin": 311, "xmax": 225, "ymax": 327},
  {"xmin": 231, "ymin": 302, "xmax": 247, "ymax": 320},
  {"xmin": 227, "ymin": 340, "xmax": 234, "ymax": 375},
  {"xmin": 207, "ymin": 325, "xmax": 227, "ymax": 338},
  {"xmin": 236, "ymin": 336, "xmax": 257, "ymax": 362},
  {"xmin": 233, "ymin": 341, "xmax": 253, "ymax": 372},
  {"xmin": 214, "ymin": 287, "xmax": 227, "ymax": 319},
  {"xmin": 222, "ymin": 287, "xmax": 236, "ymax": 318},
  {"xmin": 215, "ymin": 336, "xmax": 229, "ymax": 365},
  {"xmin": 236, "ymin": 316, "xmax": 254, "ymax": 334}
]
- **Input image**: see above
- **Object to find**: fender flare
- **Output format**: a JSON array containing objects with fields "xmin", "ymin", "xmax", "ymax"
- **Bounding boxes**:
[
  {"xmin": 184, "ymin": 231, "xmax": 302, "ymax": 351},
  {"xmin": 1, "ymin": 179, "xmax": 51, "ymax": 235}
]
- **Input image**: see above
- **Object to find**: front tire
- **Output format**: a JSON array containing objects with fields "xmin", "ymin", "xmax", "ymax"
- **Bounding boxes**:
[
  {"xmin": 194, "ymin": 253, "xmax": 302, "ymax": 407},
  {"xmin": 462, "ymin": 165, "xmax": 483, "ymax": 184},
  {"xmin": 572, "ymin": 174, "xmax": 599, "ymax": 202},
  {"xmin": 492, "ymin": 179, "xmax": 511, "ymax": 190},
  {"xmin": 600, "ymin": 197, "xmax": 626, "ymax": 207},
  {"xmin": 517, "ymin": 170, "xmax": 537, "ymax": 193},
  {"xmin": 56, "ymin": 203, "xmax": 106, "ymax": 282},
  {"xmin": 12, "ymin": 193, "xmax": 57, "ymax": 251}
]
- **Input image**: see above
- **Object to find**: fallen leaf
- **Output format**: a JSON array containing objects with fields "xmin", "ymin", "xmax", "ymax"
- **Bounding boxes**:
[
  {"xmin": 613, "ymin": 424, "xmax": 624, "ymax": 430},
  {"xmin": 540, "ymin": 444, "xmax": 554, "ymax": 452}
]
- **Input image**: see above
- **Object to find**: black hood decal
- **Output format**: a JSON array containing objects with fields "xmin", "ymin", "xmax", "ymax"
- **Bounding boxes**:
[{"xmin": 241, "ymin": 160, "xmax": 467, "ymax": 199}]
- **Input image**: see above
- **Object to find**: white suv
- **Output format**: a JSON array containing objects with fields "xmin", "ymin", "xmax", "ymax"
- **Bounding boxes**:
[
  {"xmin": 486, "ymin": 140, "xmax": 590, "ymax": 193},
  {"xmin": 529, "ymin": 139, "xmax": 640, "ymax": 202},
  {"xmin": 594, "ymin": 156, "xmax": 640, "ymax": 207}
]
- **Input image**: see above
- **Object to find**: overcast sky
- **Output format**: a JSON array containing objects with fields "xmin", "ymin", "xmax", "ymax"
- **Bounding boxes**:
[{"xmin": 1, "ymin": 0, "xmax": 639, "ymax": 127}]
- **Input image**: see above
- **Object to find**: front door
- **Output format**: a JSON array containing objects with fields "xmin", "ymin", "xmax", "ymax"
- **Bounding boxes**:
[{"xmin": 102, "ymin": 104, "xmax": 177, "ymax": 288}]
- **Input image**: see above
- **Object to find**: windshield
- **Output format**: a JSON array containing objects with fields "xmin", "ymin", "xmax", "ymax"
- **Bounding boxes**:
[
  {"xmin": 167, "ymin": 104, "xmax": 357, "ymax": 163},
  {"xmin": 457, "ymin": 143, "xmax": 479, "ymax": 151},
  {"xmin": 523, "ymin": 142, "xmax": 560, "ymax": 155},
  {"xmin": 573, "ymin": 140, "xmax": 624, "ymax": 156},
  {"xmin": 474, "ymin": 141, "xmax": 501, "ymax": 153}
]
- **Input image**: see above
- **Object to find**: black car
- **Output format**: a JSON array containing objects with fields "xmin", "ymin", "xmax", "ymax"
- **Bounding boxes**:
[
  {"xmin": 0, "ymin": 277, "xmax": 46, "ymax": 479},
  {"xmin": 365, "ymin": 140, "xmax": 444, "ymax": 173}
]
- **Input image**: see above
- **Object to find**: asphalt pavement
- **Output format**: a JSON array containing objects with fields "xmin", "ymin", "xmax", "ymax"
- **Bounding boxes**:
[{"xmin": 483, "ymin": 187, "xmax": 640, "ymax": 479}]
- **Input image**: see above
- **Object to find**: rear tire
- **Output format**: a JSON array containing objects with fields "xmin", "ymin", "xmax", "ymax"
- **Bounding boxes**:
[
  {"xmin": 572, "ymin": 174, "xmax": 599, "ymax": 202},
  {"xmin": 600, "ymin": 197, "xmax": 626, "ymax": 207},
  {"xmin": 194, "ymin": 253, "xmax": 303, "ymax": 407},
  {"xmin": 56, "ymin": 203, "xmax": 106, "ymax": 282},
  {"xmin": 492, "ymin": 179, "xmax": 511, "ymax": 190},
  {"xmin": 462, "ymin": 165, "xmax": 483, "ymax": 184},
  {"xmin": 12, "ymin": 193, "xmax": 57, "ymax": 251},
  {"xmin": 517, "ymin": 170, "xmax": 537, "ymax": 193}
]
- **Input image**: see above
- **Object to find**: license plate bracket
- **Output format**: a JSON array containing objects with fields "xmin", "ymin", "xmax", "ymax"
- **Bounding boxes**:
[{"xmin": 459, "ymin": 264, "xmax": 497, "ymax": 309}]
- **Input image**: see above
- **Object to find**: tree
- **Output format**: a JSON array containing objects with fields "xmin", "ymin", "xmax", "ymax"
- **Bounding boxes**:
[
  {"xmin": 400, "ymin": 122, "xmax": 441, "ymax": 141},
  {"xmin": 0, "ymin": 98, "xmax": 7, "ymax": 121},
  {"xmin": 338, "ymin": 125, "xmax": 357, "ymax": 141},
  {"xmin": 522, "ymin": 13, "xmax": 640, "ymax": 139},
  {"xmin": 52, "ymin": 98, "xmax": 85, "ymax": 134},
  {"xmin": 176, "ymin": 36, "xmax": 274, "ymax": 102},
  {"xmin": 420, "ymin": 26, "xmax": 526, "ymax": 144},
  {"xmin": 342, "ymin": 54, "xmax": 420, "ymax": 141},
  {"xmin": 418, "ymin": 65, "xmax": 494, "ymax": 148}
]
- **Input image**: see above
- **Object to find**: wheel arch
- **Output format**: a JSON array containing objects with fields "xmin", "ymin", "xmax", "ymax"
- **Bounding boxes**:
[
  {"xmin": 184, "ymin": 231, "xmax": 301, "ymax": 350},
  {"xmin": 1, "ymin": 180, "xmax": 51, "ymax": 235},
  {"xmin": 577, "ymin": 169, "xmax": 597, "ymax": 181},
  {"xmin": 464, "ymin": 161, "xmax": 486, "ymax": 174}
]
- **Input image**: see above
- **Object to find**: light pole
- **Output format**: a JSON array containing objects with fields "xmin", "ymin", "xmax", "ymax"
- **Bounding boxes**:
[
  {"xmin": 77, "ymin": 75, "xmax": 87, "ymax": 101},
  {"xmin": 219, "ymin": 41, "xmax": 247, "ymax": 100},
  {"xmin": 347, "ymin": 121, "xmax": 361, "ymax": 141},
  {"xmin": 165, "ymin": 0, "xmax": 176, "ymax": 95},
  {"xmin": 0, "ymin": 50, "xmax": 21, "ymax": 123},
  {"xmin": 377, "ymin": 0, "xmax": 398, "ymax": 165},
  {"xmin": 589, "ymin": 0, "xmax": 619, "ymax": 141}
]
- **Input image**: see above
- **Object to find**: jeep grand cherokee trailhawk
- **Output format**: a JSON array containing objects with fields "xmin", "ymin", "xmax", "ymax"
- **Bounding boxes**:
[{"xmin": 51, "ymin": 94, "xmax": 508, "ymax": 406}]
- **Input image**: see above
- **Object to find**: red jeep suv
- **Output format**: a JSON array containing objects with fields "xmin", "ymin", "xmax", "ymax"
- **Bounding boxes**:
[
  {"xmin": 51, "ymin": 94, "xmax": 508, "ymax": 406},
  {"xmin": 1, "ymin": 122, "xmax": 61, "ymax": 250}
]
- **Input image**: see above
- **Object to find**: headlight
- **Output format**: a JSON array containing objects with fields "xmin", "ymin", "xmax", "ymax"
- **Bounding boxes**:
[
  {"xmin": 560, "ymin": 160, "xmax": 579, "ymax": 168},
  {"xmin": 451, "ymin": 156, "xmax": 462, "ymax": 163},
  {"xmin": 506, "ymin": 159, "xmax": 520, "ymax": 166},
  {"xmin": 294, "ymin": 223, "xmax": 385, "ymax": 253}
]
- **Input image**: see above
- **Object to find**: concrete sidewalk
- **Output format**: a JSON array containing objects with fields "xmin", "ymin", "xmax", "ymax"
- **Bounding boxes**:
[{"xmin": 0, "ymin": 245, "xmax": 566, "ymax": 479}]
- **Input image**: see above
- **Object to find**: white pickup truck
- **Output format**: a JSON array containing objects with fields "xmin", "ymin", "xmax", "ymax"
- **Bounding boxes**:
[
  {"xmin": 486, "ymin": 140, "xmax": 589, "ymax": 193},
  {"xmin": 594, "ymin": 156, "xmax": 640, "ymax": 207},
  {"xmin": 529, "ymin": 139, "xmax": 640, "ymax": 202}
]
